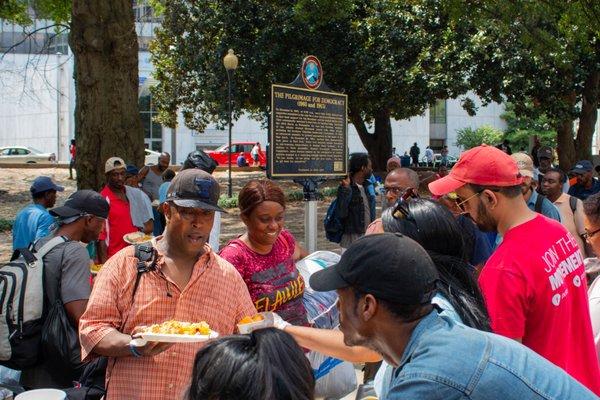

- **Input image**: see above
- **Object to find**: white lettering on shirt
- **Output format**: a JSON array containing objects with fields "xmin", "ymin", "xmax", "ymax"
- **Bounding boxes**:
[{"xmin": 547, "ymin": 242, "xmax": 583, "ymax": 291}]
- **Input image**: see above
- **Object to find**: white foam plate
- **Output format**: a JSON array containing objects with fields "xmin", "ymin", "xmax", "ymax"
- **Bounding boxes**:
[
  {"xmin": 131, "ymin": 330, "xmax": 219, "ymax": 346},
  {"xmin": 123, "ymin": 232, "xmax": 154, "ymax": 244},
  {"xmin": 237, "ymin": 312, "xmax": 274, "ymax": 334}
]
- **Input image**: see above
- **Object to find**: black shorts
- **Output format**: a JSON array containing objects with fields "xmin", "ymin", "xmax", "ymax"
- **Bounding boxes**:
[{"xmin": 252, "ymin": 153, "xmax": 259, "ymax": 161}]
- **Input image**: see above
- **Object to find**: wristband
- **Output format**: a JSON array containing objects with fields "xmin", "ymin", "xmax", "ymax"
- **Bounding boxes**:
[{"xmin": 129, "ymin": 342, "xmax": 143, "ymax": 358}]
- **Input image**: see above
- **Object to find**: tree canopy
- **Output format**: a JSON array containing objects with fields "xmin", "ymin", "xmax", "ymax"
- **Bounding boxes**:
[
  {"xmin": 151, "ymin": 0, "xmax": 474, "ymax": 170},
  {"xmin": 451, "ymin": 0, "xmax": 599, "ymax": 169}
]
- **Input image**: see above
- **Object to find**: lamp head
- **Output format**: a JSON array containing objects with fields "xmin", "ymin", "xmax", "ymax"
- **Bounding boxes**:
[{"xmin": 223, "ymin": 49, "xmax": 238, "ymax": 71}]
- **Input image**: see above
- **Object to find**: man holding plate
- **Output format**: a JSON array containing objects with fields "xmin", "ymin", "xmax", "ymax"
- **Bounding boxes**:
[{"xmin": 79, "ymin": 169, "xmax": 257, "ymax": 400}]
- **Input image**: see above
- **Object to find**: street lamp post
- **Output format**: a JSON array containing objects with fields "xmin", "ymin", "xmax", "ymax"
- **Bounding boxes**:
[{"xmin": 223, "ymin": 49, "xmax": 238, "ymax": 198}]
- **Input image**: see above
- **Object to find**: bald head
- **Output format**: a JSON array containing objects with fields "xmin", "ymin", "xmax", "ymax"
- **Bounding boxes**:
[
  {"xmin": 157, "ymin": 152, "xmax": 171, "ymax": 171},
  {"xmin": 384, "ymin": 168, "xmax": 420, "ymax": 206},
  {"xmin": 387, "ymin": 168, "xmax": 419, "ymax": 187}
]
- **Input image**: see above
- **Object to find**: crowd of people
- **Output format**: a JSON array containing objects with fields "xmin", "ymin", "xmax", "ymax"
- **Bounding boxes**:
[{"xmin": 2, "ymin": 142, "xmax": 600, "ymax": 400}]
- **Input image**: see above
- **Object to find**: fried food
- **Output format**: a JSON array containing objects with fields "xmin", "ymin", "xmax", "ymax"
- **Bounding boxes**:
[
  {"xmin": 125, "ymin": 233, "xmax": 153, "ymax": 244},
  {"xmin": 239, "ymin": 314, "xmax": 265, "ymax": 325},
  {"xmin": 144, "ymin": 320, "xmax": 211, "ymax": 335},
  {"xmin": 90, "ymin": 264, "xmax": 103, "ymax": 273}
]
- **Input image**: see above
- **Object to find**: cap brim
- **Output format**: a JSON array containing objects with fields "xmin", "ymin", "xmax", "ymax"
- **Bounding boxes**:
[
  {"xmin": 171, "ymin": 199, "xmax": 227, "ymax": 213},
  {"xmin": 519, "ymin": 170, "xmax": 534, "ymax": 178},
  {"xmin": 309, "ymin": 264, "xmax": 349, "ymax": 292},
  {"xmin": 569, "ymin": 168, "xmax": 588, "ymax": 174},
  {"xmin": 55, "ymin": 185, "xmax": 65, "ymax": 192},
  {"xmin": 49, "ymin": 205, "xmax": 81, "ymax": 218},
  {"xmin": 428, "ymin": 174, "xmax": 466, "ymax": 196}
]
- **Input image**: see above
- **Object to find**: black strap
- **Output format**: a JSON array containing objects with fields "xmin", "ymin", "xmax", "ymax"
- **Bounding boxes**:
[
  {"xmin": 569, "ymin": 196, "xmax": 577, "ymax": 213},
  {"xmin": 131, "ymin": 243, "xmax": 157, "ymax": 300},
  {"xmin": 535, "ymin": 193, "xmax": 545, "ymax": 213}
]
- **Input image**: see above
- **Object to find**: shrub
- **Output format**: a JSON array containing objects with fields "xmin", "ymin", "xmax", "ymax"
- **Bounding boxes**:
[
  {"xmin": 455, "ymin": 125, "xmax": 504, "ymax": 150},
  {"xmin": 0, "ymin": 218, "xmax": 13, "ymax": 232}
]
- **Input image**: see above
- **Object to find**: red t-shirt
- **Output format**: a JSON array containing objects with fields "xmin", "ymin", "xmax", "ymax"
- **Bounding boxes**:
[
  {"xmin": 219, "ymin": 229, "xmax": 308, "ymax": 326},
  {"xmin": 99, "ymin": 186, "xmax": 137, "ymax": 259},
  {"xmin": 480, "ymin": 215, "xmax": 600, "ymax": 395}
]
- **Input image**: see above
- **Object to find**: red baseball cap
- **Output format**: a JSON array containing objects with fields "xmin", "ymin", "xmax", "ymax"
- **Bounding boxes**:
[{"xmin": 428, "ymin": 145, "xmax": 523, "ymax": 196}]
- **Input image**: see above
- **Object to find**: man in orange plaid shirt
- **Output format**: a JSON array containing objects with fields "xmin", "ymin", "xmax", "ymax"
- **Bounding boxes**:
[{"xmin": 79, "ymin": 169, "xmax": 257, "ymax": 399}]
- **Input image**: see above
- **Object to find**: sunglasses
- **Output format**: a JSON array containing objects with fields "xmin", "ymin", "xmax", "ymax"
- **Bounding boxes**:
[
  {"xmin": 391, "ymin": 188, "xmax": 420, "ymax": 219},
  {"xmin": 169, "ymin": 203, "xmax": 212, "ymax": 221},
  {"xmin": 453, "ymin": 191, "xmax": 482, "ymax": 212}
]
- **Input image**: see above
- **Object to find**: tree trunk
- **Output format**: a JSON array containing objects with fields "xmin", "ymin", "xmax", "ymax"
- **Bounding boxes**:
[
  {"xmin": 556, "ymin": 120, "xmax": 576, "ymax": 172},
  {"xmin": 555, "ymin": 69, "xmax": 599, "ymax": 172},
  {"xmin": 575, "ymin": 69, "xmax": 599, "ymax": 161},
  {"xmin": 349, "ymin": 108, "xmax": 392, "ymax": 172},
  {"xmin": 70, "ymin": 0, "xmax": 144, "ymax": 190}
]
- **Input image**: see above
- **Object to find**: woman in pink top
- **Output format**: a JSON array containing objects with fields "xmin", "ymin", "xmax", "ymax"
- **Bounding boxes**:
[{"xmin": 219, "ymin": 180, "xmax": 309, "ymax": 325}]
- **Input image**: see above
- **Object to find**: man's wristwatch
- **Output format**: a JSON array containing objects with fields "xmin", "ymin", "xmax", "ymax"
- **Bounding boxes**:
[{"xmin": 129, "ymin": 341, "xmax": 143, "ymax": 357}]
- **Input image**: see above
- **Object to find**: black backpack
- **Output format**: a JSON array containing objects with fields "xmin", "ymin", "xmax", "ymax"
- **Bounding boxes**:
[
  {"xmin": 64, "ymin": 243, "xmax": 157, "ymax": 400},
  {"xmin": 0, "ymin": 236, "xmax": 68, "ymax": 369}
]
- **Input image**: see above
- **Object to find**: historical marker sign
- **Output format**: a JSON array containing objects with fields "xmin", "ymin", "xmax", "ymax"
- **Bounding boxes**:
[{"xmin": 269, "ymin": 57, "xmax": 348, "ymax": 179}]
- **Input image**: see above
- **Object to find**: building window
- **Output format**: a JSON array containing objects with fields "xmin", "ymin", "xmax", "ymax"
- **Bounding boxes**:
[
  {"xmin": 139, "ymin": 87, "xmax": 162, "ymax": 151},
  {"xmin": 133, "ymin": 1, "xmax": 163, "ymax": 22},
  {"xmin": 430, "ymin": 99, "xmax": 447, "ymax": 124},
  {"xmin": 0, "ymin": 24, "xmax": 70, "ymax": 54}
]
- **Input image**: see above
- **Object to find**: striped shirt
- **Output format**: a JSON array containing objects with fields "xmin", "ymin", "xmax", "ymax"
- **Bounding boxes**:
[{"xmin": 79, "ymin": 240, "xmax": 256, "ymax": 400}]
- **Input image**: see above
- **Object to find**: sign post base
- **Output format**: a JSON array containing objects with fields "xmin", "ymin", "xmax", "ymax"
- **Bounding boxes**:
[{"xmin": 294, "ymin": 178, "xmax": 324, "ymax": 254}]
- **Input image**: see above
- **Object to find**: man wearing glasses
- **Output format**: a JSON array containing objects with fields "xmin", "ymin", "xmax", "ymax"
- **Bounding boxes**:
[
  {"xmin": 20, "ymin": 190, "xmax": 109, "ymax": 389},
  {"xmin": 79, "ymin": 169, "xmax": 256, "ymax": 400},
  {"xmin": 429, "ymin": 144, "xmax": 600, "ymax": 395},
  {"xmin": 366, "ymin": 168, "xmax": 419, "ymax": 234}
]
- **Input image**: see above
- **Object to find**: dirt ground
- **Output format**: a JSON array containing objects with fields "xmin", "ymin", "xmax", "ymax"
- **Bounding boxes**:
[{"xmin": 0, "ymin": 167, "xmax": 353, "ymax": 263}]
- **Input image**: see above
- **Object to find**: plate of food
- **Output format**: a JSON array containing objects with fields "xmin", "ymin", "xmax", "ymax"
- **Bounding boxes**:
[
  {"xmin": 123, "ymin": 232, "xmax": 154, "ymax": 245},
  {"xmin": 131, "ymin": 320, "xmax": 218, "ymax": 346},
  {"xmin": 237, "ymin": 312, "xmax": 273, "ymax": 334}
]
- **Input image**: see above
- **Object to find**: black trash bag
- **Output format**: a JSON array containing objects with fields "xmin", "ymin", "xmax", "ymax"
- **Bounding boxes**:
[
  {"xmin": 64, "ymin": 357, "xmax": 107, "ymax": 400},
  {"xmin": 182, "ymin": 150, "xmax": 217, "ymax": 174},
  {"xmin": 41, "ymin": 299, "xmax": 84, "ymax": 381}
]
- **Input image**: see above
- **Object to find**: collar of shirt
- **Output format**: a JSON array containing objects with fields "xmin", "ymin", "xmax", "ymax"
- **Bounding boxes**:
[
  {"xmin": 554, "ymin": 192, "xmax": 569, "ymax": 205},
  {"xmin": 397, "ymin": 310, "xmax": 439, "ymax": 369},
  {"xmin": 151, "ymin": 237, "xmax": 214, "ymax": 274},
  {"xmin": 527, "ymin": 189, "xmax": 539, "ymax": 208}
]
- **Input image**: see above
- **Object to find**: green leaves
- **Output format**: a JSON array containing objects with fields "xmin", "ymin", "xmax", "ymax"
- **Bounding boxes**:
[
  {"xmin": 455, "ymin": 125, "xmax": 503, "ymax": 150},
  {"xmin": 151, "ymin": 0, "xmax": 471, "ymax": 131},
  {"xmin": 0, "ymin": 0, "xmax": 71, "ymax": 25}
]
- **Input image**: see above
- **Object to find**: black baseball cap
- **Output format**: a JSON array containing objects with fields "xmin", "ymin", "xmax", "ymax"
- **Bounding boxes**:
[
  {"xmin": 310, "ymin": 233, "xmax": 439, "ymax": 304},
  {"xmin": 537, "ymin": 146, "xmax": 553, "ymax": 160},
  {"xmin": 166, "ymin": 169, "xmax": 225, "ymax": 212},
  {"xmin": 570, "ymin": 160, "xmax": 594, "ymax": 174},
  {"xmin": 50, "ymin": 190, "xmax": 109, "ymax": 219}
]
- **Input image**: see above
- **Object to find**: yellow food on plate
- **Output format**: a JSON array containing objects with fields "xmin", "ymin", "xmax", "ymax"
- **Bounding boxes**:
[
  {"xmin": 144, "ymin": 320, "xmax": 211, "ymax": 335},
  {"xmin": 239, "ymin": 314, "xmax": 265, "ymax": 325},
  {"xmin": 124, "ymin": 233, "xmax": 153, "ymax": 244},
  {"xmin": 90, "ymin": 264, "xmax": 103, "ymax": 273}
]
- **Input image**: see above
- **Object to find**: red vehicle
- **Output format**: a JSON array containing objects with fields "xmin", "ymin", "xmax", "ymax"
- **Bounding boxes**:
[{"xmin": 205, "ymin": 142, "xmax": 267, "ymax": 167}]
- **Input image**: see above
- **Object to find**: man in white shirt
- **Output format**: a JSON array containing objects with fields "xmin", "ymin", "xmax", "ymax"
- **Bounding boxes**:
[{"xmin": 425, "ymin": 146, "xmax": 434, "ymax": 167}]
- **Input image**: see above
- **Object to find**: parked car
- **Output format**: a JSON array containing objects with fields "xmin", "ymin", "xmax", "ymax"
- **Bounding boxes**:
[
  {"xmin": 420, "ymin": 153, "xmax": 458, "ymax": 167},
  {"xmin": 0, "ymin": 146, "xmax": 56, "ymax": 164},
  {"xmin": 144, "ymin": 149, "xmax": 161, "ymax": 165},
  {"xmin": 205, "ymin": 142, "xmax": 266, "ymax": 166}
]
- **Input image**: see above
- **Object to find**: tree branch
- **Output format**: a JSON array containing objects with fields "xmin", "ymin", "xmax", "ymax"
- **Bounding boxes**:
[{"xmin": 0, "ymin": 23, "xmax": 70, "ymax": 60}]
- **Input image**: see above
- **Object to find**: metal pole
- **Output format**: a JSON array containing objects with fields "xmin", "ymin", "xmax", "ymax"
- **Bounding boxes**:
[
  {"xmin": 227, "ymin": 70, "xmax": 233, "ymax": 197},
  {"xmin": 56, "ymin": 53, "xmax": 62, "ymax": 161},
  {"xmin": 304, "ymin": 200, "xmax": 318, "ymax": 254}
]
